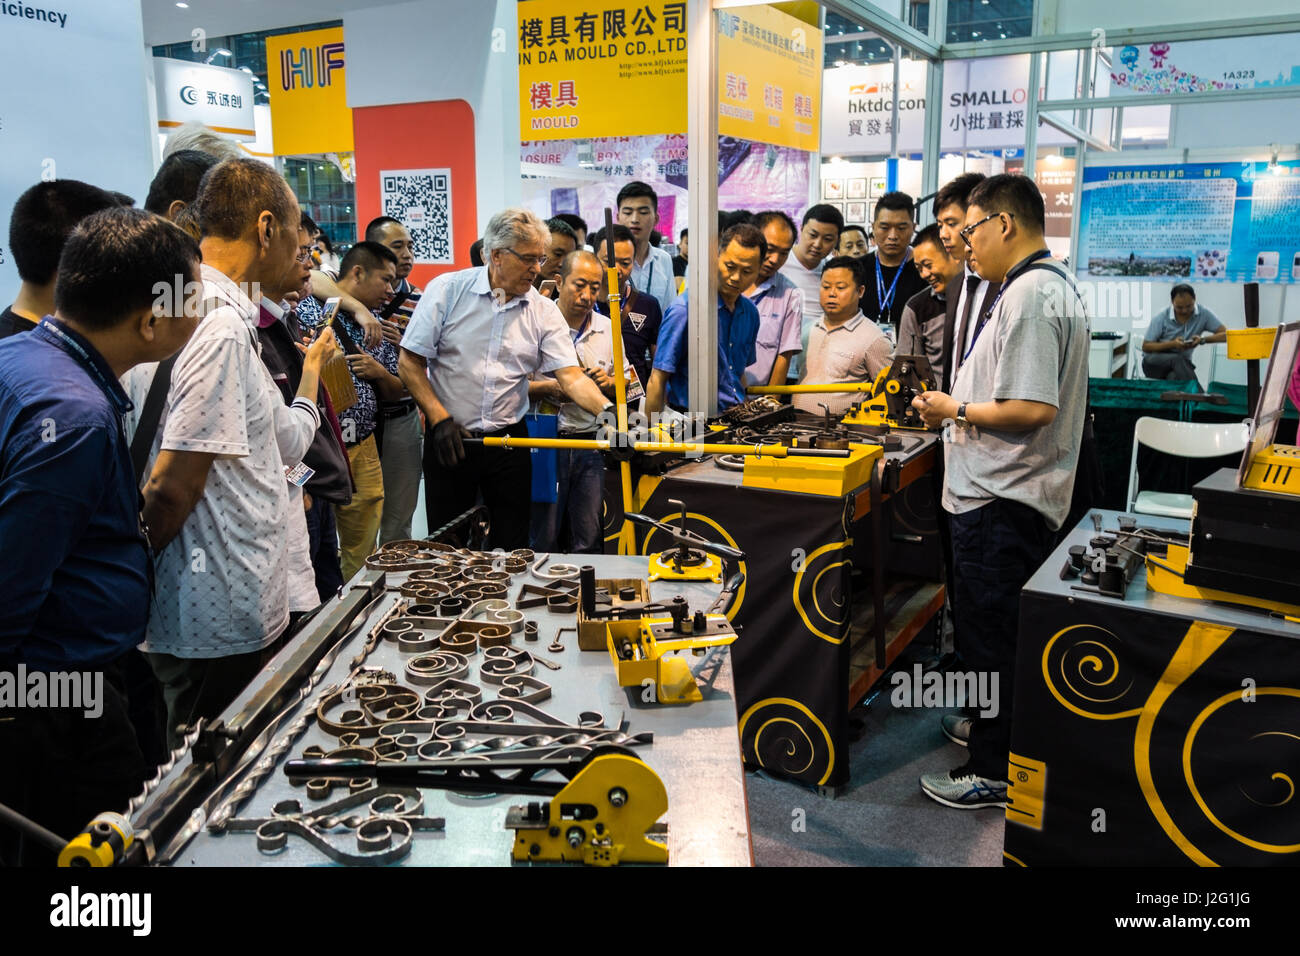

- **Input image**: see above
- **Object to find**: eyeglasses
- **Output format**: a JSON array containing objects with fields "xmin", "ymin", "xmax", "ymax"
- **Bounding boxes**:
[
  {"xmin": 295, "ymin": 247, "xmax": 314, "ymax": 263},
  {"xmin": 501, "ymin": 247, "xmax": 546, "ymax": 268},
  {"xmin": 960, "ymin": 212, "xmax": 1013, "ymax": 248}
]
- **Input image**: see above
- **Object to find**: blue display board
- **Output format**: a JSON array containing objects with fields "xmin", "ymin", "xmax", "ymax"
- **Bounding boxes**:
[{"xmin": 1077, "ymin": 160, "xmax": 1300, "ymax": 284}]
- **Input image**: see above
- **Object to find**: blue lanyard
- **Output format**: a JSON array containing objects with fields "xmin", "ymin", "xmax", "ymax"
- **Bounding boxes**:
[
  {"xmin": 875, "ymin": 256, "xmax": 904, "ymax": 322},
  {"xmin": 960, "ymin": 249, "xmax": 1052, "ymax": 364}
]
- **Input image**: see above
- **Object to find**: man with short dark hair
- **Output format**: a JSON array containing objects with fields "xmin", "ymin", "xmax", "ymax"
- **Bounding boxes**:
[
  {"xmin": 647, "ymin": 223, "xmax": 765, "ymax": 414},
  {"xmin": 794, "ymin": 256, "xmax": 892, "ymax": 415},
  {"xmin": 672, "ymin": 227, "xmax": 688, "ymax": 278},
  {"xmin": 617, "ymin": 181, "xmax": 676, "ymax": 313},
  {"xmin": 898, "ymin": 223, "xmax": 963, "ymax": 386},
  {"xmin": 2, "ymin": 180, "xmax": 121, "ymax": 338},
  {"xmin": 860, "ymin": 192, "xmax": 926, "ymax": 334},
  {"xmin": 782, "ymin": 204, "xmax": 844, "ymax": 380},
  {"xmin": 312, "ymin": 241, "xmax": 402, "ymax": 578},
  {"xmin": 744, "ymin": 211, "xmax": 803, "ymax": 387},
  {"xmin": 363, "ymin": 215, "xmax": 425, "ymax": 544},
  {"xmin": 912, "ymin": 174, "xmax": 1089, "ymax": 810},
  {"xmin": 530, "ymin": 250, "xmax": 635, "ymax": 553},
  {"xmin": 592, "ymin": 223, "xmax": 660, "ymax": 394},
  {"xmin": 552, "ymin": 213, "xmax": 588, "ymax": 250},
  {"xmin": 398, "ymin": 208, "xmax": 617, "ymax": 550},
  {"xmin": 144, "ymin": 149, "xmax": 219, "ymax": 221},
  {"xmin": 1141, "ymin": 285, "xmax": 1226, "ymax": 380},
  {"xmin": 0, "ymin": 208, "xmax": 202, "ymax": 864},
  {"xmin": 536, "ymin": 218, "xmax": 578, "ymax": 296},
  {"xmin": 837, "ymin": 224, "xmax": 869, "ymax": 258},
  {"xmin": 130, "ymin": 159, "xmax": 339, "ymax": 746},
  {"xmin": 934, "ymin": 172, "xmax": 990, "ymax": 394}
]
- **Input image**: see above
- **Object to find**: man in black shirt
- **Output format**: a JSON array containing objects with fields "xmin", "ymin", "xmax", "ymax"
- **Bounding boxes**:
[
  {"xmin": 897, "ymin": 223, "xmax": 963, "ymax": 387},
  {"xmin": 593, "ymin": 224, "xmax": 660, "ymax": 395},
  {"xmin": 672, "ymin": 228, "xmax": 688, "ymax": 277},
  {"xmin": 858, "ymin": 191, "xmax": 927, "ymax": 336},
  {"xmin": 1, "ymin": 180, "xmax": 120, "ymax": 338}
]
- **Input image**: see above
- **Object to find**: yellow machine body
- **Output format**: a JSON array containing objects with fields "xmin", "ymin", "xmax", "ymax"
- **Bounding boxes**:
[
  {"xmin": 647, "ymin": 549, "xmax": 722, "ymax": 582},
  {"xmin": 506, "ymin": 753, "xmax": 668, "ymax": 865},
  {"xmin": 58, "ymin": 812, "xmax": 134, "ymax": 867},
  {"xmin": 840, "ymin": 363, "xmax": 934, "ymax": 430},
  {"xmin": 1225, "ymin": 326, "xmax": 1277, "ymax": 360},
  {"xmin": 607, "ymin": 614, "xmax": 738, "ymax": 704},
  {"xmin": 742, "ymin": 442, "xmax": 882, "ymax": 497},
  {"xmin": 1145, "ymin": 543, "xmax": 1300, "ymax": 618},
  {"xmin": 1241, "ymin": 444, "xmax": 1300, "ymax": 495}
]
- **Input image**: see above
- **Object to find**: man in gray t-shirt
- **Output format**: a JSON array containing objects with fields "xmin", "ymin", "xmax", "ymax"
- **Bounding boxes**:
[
  {"xmin": 1141, "ymin": 284, "xmax": 1226, "ymax": 380},
  {"xmin": 910, "ymin": 174, "xmax": 1090, "ymax": 811}
]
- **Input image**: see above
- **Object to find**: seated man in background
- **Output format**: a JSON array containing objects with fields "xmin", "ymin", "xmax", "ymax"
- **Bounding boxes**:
[
  {"xmin": 1141, "ymin": 284, "xmax": 1227, "ymax": 380},
  {"xmin": 897, "ymin": 223, "xmax": 963, "ymax": 387},
  {"xmin": 647, "ymin": 223, "xmax": 765, "ymax": 415},
  {"xmin": 530, "ymin": 250, "xmax": 636, "ymax": 553},
  {"xmin": 794, "ymin": 256, "xmax": 893, "ymax": 417},
  {"xmin": 0, "ymin": 208, "xmax": 201, "ymax": 864}
]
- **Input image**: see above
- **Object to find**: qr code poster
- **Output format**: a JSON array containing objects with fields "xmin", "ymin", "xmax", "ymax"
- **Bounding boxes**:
[{"xmin": 380, "ymin": 168, "xmax": 453, "ymax": 265}]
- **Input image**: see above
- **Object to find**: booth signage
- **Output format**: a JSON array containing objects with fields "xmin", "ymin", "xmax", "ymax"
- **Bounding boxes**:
[
  {"xmin": 153, "ymin": 57, "xmax": 255, "ymax": 139},
  {"xmin": 265, "ymin": 27, "xmax": 353, "ymax": 156}
]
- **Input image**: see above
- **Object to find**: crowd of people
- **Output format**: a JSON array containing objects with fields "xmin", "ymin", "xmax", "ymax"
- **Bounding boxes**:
[{"xmin": 1, "ymin": 136, "xmax": 1099, "ymax": 862}]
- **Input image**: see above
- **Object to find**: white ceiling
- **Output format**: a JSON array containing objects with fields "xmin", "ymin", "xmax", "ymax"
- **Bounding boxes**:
[{"xmin": 140, "ymin": 0, "xmax": 392, "ymax": 46}]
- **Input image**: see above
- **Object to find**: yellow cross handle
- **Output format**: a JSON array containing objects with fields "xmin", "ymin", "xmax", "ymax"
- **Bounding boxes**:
[
  {"xmin": 469, "ymin": 436, "xmax": 801, "ymax": 457},
  {"xmin": 746, "ymin": 382, "xmax": 875, "ymax": 394}
]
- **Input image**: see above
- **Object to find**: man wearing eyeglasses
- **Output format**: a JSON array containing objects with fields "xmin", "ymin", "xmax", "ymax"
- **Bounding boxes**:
[
  {"xmin": 398, "ymin": 208, "xmax": 618, "ymax": 550},
  {"xmin": 911, "ymin": 174, "xmax": 1089, "ymax": 812}
]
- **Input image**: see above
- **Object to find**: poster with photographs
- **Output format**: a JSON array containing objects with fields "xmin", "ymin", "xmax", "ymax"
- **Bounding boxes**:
[
  {"xmin": 846, "ymin": 178, "xmax": 868, "ymax": 199},
  {"xmin": 845, "ymin": 201, "xmax": 868, "ymax": 224},
  {"xmin": 823, "ymin": 179, "xmax": 844, "ymax": 200},
  {"xmin": 823, "ymin": 201, "xmax": 845, "ymax": 218}
]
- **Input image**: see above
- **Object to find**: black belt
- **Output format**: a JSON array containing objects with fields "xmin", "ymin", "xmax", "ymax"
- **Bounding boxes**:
[
  {"xmin": 380, "ymin": 402, "xmax": 416, "ymax": 420},
  {"xmin": 559, "ymin": 430, "xmax": 600, "ymax": 440}
]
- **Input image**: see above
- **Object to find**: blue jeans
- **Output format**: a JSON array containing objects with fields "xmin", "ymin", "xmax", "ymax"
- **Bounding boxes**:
[
  {"xmin": 531, "ymin": 447, "xmax": 605, "ymax": 553},
  {"xmin": 304, "ymin": 495, "xmax": 344, "ymax": 601}
]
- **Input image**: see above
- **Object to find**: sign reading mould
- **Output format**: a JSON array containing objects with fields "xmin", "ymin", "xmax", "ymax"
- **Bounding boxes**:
[{"xmin": 153, "ymin": 57, "xmax": 256, "ymax": 140}]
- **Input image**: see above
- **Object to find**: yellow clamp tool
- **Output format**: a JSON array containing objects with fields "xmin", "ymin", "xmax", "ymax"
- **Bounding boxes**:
[{"xmin": 58, "ymin": 812, "xmax": 135, "ymax": 867}]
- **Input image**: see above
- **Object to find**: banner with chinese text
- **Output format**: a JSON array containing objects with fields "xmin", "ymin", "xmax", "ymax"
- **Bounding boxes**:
[
  {"xmin": 266, "ymin": 27, "xmax": 353, "ymax": 156},
  {"xmin": 1077, "ymin": 160, "xmax": 1300, "ymax": 283},
  {"xmin": 715, "ymin": 5, "xmax": 821, "ymax": 151},
  {"xmin": 518, "ymin": 0, "xmax": 689, "ymax": 140}
]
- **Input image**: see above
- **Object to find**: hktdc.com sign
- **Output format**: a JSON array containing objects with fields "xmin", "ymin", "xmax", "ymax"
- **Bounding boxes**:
[{"xmin": 154, "ymin": 57, "xmax": 255, "ymax": 139}]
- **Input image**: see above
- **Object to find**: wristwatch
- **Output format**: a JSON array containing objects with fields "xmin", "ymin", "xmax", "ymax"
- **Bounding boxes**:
[{"xmin": 955, "ymin": 402, "xmax": 970, "ymax": 428}]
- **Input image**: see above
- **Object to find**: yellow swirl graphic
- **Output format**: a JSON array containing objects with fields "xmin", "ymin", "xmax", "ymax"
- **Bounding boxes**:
[
  {"xmin": 1182, "ymin": 692, "xmax": 1300, "ymax": 854},
  {"xmin": 1133, "ymin": 621, "xmax": 1233, "ymax": 867},
  {"xmin": 1041, "ymin": 624, "xmax": 1142, "ymax": 719},
  {"xmin": 792, "ymin": 541, "xmax": 852, "ymax": 644},
  {"xmin": 641, "ymin": 512, "xmax": 747, "ymax": 620},
  {"xmin": 738, "ymin": 697, "xmax": 836, "ymax": 786}
]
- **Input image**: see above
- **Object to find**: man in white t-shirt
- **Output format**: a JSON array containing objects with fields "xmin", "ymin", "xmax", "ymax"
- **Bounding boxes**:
[
  {"xmin": 129, "ymin": 159, "xmax": 339, "ymax": 746},
  {"xmin": 781, "ymin": 204, "xmax": 844, "ymax": 380},
  {"xmin": 617, "ymin": 181, "xmax": 677, "ymax": 314}
]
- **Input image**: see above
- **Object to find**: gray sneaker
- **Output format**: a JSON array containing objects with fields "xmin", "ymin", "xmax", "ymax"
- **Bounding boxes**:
[
  {"xmin": 941, "ymin": 712, "xmax": 971, "ymax": 747},
  {"xmin": 919, "ymin": 766, "xmax": 1007, "ymax": 809}
]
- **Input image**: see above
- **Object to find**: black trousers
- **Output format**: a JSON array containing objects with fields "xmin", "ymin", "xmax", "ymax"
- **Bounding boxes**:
[
  {"xmin": 0, "ymin": 662, "xmax": 148, "ymax": 866},
  {"xmin": 423, "ymin": 419, "xmax": 532, "ymax": 550},
  {"xmin": 948, "ymin": 498, "xmax": 1056, "ymax": 780}
]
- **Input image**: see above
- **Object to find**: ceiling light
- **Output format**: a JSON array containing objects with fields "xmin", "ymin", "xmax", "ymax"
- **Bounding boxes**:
[
  {"xmin": 834, "ymin": 59, "xmax": 846, "ymax": 67},
  {"xmin": 176, "ymin": 2, "xmax": 188, "ymax": 7}
]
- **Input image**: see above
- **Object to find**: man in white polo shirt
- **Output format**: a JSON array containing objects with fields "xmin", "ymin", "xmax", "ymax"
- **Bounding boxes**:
[
  {"xmin": 912, "ymin": 174, "xmax": 1089, "ymax": 810},
  {"xmin": 794, "ymin": 255, "xmax": 893, "ymax": 417}
]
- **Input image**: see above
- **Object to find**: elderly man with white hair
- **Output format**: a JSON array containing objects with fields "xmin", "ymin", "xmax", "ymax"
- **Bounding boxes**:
[{"xmin": 398, "ymin": 208, "xmax": 616, "ymax": 549}]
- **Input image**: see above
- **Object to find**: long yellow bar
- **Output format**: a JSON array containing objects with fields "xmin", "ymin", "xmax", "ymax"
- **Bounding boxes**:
[
  {"xmin": 747, "ymin": 382, "xmax": 874, "ymax": 394},
  {"xmin": 474, "ymin": 436, "xmax": 796, "ymax": 457}
]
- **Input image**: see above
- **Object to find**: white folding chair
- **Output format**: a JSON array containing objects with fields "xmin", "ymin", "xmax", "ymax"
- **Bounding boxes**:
[{"xmin": 1125, "ymin": 417, "xmax": 1251, "ymax": 518}]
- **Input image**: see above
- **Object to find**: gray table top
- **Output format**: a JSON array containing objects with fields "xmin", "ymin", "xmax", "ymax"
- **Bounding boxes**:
[
  {"xmin": 1025, "ymin": 509, "xmax": 1300, "ymax": 641},
  {"xmin": 151, "ymin": 555, "xmax": 752, "ymax": 867}
]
